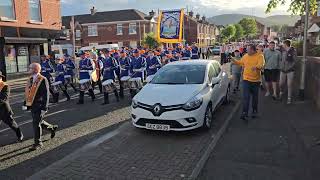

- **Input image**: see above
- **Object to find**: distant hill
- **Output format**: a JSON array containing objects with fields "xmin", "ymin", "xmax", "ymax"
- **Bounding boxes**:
[{"xmin": 208, "ymin": 14, "xmax": 300, "ymax": 26}]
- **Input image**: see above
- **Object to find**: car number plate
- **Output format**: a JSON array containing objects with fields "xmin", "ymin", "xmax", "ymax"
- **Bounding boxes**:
[{"xmin": 146, "ymin": 123, "xmax": 170, "ymax": 131}]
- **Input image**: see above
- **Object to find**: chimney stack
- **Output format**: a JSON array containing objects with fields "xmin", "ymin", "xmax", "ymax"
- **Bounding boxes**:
[
  {"xmin": 202, "ymin": 16, "xmax": 206, "ymax": 21},
  {"xmin": 196, "ymin": 13, "xmax": 200, "ymax": 20},
  {"xmin": 189, "ymin": 11, "xmax": 194, "ymax": 17},
  {"xmin": 149, "ymin": 10, "xmax": 155, "ymax": 17}
]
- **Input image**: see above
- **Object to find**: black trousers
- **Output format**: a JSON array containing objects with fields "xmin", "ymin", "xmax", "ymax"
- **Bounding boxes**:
[
  {"xmin": 31, "ymin": 110, "xmax": 54, "ymax": 145},
  {"xmin": 0, "ymin": 113, "xmax": 22, "ymax": 138}
]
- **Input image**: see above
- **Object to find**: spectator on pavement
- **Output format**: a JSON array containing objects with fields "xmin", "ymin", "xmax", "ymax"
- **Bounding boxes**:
[
  {"xmin": 280, "ymin": 40, "xmax": 297, "ymax": 105},
  {"xmin": 201, "ymin": 46, "xmax": 207, "ymax": 59},
  {"xmin": 220, "ymin": 44, "xmax": 227, "ymax": 64},
  {"xmin": 263, "ymin": 41, "xmax": 281, "ymax": 99},
  {"xmin": 230, "ymin": 50, "xmax": 242, "ymax": 93},
  {"xmin": 232, "ymin": 44, "xmax": 265, "ymax": 121}
]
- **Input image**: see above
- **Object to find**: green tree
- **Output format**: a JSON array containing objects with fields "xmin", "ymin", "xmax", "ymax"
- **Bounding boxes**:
[
  {"xmin": 141, "ymin": 32, "xmax": 160, "ymax": 49},
  {"xmin": 221, "ymin": 24, "xmax": 236, "ymax": 41},
  {"xmin": 266, "ymin": 0, "xmax": 318, "ymax": 15},
  {"xmin": 234, "ymin": 24, "xmax": 244, "ymax": 41},
  {"xmin": 239, "ymin": 18, "xmax": 258, "ymax": 38}
]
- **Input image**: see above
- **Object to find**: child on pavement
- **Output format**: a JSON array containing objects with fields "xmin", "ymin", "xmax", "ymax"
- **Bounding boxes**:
[{"xmin": 230, "ymin": 50, "xmax": 242, "ymax": 93}]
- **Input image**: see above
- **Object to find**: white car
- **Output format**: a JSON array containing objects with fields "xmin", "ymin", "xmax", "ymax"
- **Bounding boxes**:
[{"xmin": 131, "ymin": 60, "xmax": 230, "ymax": 131}]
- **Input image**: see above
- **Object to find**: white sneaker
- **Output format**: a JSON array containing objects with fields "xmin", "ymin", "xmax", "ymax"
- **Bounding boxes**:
[{"xmin": 265, "ymin": 92, "xmax": 270, "ymax": 97}]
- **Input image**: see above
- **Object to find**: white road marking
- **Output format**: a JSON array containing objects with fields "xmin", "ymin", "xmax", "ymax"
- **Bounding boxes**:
[{"xmin": 0, "ymin": 110, "xmax": 69, "ymax": 133}]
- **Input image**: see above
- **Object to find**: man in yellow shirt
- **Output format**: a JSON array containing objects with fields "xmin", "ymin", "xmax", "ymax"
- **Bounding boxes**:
[{"xmin": 232, "ymin": 44, "xmax": 265, "ymax": 121}]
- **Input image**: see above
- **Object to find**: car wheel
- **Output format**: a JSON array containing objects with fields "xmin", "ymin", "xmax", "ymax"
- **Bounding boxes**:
[
  {"xmin": 202, "ymin": 104, "xmax": 213, "ymax": 130},
  {"xmin": 223, "ymin": 85, "xmax": 230, "ymax": 105}
]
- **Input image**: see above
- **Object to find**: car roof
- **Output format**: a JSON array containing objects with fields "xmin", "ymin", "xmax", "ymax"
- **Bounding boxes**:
[{"xmin": 166, "ymin": 60, "xmax": 218, "ymax": 66}]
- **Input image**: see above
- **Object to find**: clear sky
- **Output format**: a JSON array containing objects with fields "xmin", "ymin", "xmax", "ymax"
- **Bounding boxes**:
[{"xmin": 61, "ymin": 0, "xmax": 290, "ymax": 17}]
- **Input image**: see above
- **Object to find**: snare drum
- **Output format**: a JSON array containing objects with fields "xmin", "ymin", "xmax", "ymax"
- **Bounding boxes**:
[
  {"xmin": 79, "ymin": 79, "xmax": 91, "ymax": 92},
  {"xmin": 51, "ymin": 81, "xmax": 62, "ymax": 94},
  {"xmin": 102, "ymin": 79, "xmax": 115, "ymax": 93},
  {"xmin": 64, "ymin": 75, "xmax": 72, "ymax": 85},
  {"xmin": 129, "ymin": 77, "xmax": 143, "ymax": 90},
  {"xmin": 120, "ymin": 76, "xmax": 130, "ymax": 89},
  {"xmin": 146, "ymin": 75, "xmax": 155, "ymax": 83}
]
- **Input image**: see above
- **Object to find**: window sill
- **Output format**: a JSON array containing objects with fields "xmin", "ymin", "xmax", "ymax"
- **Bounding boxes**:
[
  {"xmin": 117, "ymin": 33, "xmax": 123, "ymax": 35},
  {"xmin": 129, "ymin": 33, "xmax": 137, "ymax": 35},
  {"xmin": 28, "ymin": 20, "xmax": 43, "ymax": 25},
  {"xmin": 88, "ymin": 35, "xmax": 98, "ymax": 37},
  {"xmin": 0, "ymin": 17, "xmax": 17, "ymax": 22}
]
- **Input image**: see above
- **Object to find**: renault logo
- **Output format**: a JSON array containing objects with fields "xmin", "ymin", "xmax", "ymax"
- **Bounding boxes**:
[{"xmin": 153, "ymin": 104, "xmax": 162, "ymax": 116}]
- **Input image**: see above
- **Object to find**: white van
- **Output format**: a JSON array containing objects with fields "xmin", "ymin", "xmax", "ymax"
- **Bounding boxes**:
[{"xmin": 51, "ymin": 44, "xmax": 73, "ymax": 59}]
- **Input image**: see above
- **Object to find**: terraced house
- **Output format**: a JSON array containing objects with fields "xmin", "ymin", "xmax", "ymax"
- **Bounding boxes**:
[
  {"xmin": 0, "ymin": 0, "xmax": 61, "ymax": 79},
  {"xmin": 57, "ymin": 9, "xmax": 157, "ymax": 50}
]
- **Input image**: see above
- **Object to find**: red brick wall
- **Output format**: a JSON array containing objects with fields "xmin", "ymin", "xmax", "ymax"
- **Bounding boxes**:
[
  {"xmin": 80, "ymin": 21, "xmax": 151, "ymax": 46},
  {"xmin": 184, "ymin": 16, "xmax": 198, "ymax": 44},
  {"xmin": 0, "ymin": 0, "xmax": 61, "ymax": 30}
]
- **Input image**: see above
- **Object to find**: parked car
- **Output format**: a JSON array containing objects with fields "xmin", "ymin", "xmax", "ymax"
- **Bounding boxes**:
[
  {"xmin": 131, "ymin": 60, "xmax": 230, "ymax": 131},
  {"xmin": 210, "ymin": 46, "xmax": 221, "ymax": 55}
]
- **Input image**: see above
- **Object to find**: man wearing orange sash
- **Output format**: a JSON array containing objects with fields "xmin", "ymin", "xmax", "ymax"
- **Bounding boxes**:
[
  {"xmin": 24, "ymin": 63, "xmax": 58, "ymax": 151},
  {"xmin": 0, "ymin": 71, "xmax": 24, "ymax": 142}
]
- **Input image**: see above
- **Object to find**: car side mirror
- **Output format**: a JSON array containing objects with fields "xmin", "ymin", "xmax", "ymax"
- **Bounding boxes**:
[{"xmin": 211, "ymin": 77, "xmax": 221, "ymax": 87}]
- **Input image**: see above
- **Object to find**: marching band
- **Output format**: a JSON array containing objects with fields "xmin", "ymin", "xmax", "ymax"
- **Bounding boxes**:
[{"xmin": 32, "ymin": 44, "xmax": 201, "ymax": 106}]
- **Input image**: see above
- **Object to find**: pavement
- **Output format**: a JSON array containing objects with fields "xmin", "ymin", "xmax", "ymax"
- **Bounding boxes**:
[{"xmin": 198, "ymin": 92, "xmax": 320, "ymax": 180}]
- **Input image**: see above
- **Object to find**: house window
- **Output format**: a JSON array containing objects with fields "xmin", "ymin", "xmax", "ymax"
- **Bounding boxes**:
[
  {"xmin": 129, "ymin": 23, "xmax": 137, "ymax": 34},
  {"xmin": 117, "ymin": 24, "xmax": 123, "ymax": 35},
  {"xmin": 88, "ymin": 25, "xmax": 98, "ymax": 36},
  {"xmin": 118, "ymin": 42, "xmax": 123, "ymax": 47},
  {"xmin": 76, "ymin": 30, "xmax": 81, "ymax": 40},
  {"xmin": 0, "ymin": 0, "xmax": 15, "ymax": 20},
  {"xmin": 65, "ymin": 29, "xmax": 70, "ymax": 40},
  {"xmin": 29, "ymin": 0, "xmax": 41, "ymax": 22}
]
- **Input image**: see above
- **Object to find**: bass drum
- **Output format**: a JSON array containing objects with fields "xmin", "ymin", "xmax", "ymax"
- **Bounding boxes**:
[
  {"xmin": 129, "ymin": 77, "xmax": 143, "ymax": 90},
  {"xmin": 79, "ymin": 79, "xmax": 91, "ymax": 92}
]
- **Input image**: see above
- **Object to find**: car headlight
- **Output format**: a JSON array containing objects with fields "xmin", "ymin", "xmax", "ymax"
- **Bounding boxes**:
[
  {"xmin": 183, "ymin": 95, "xmax": 203, "ymax": 111},
  {"xmin": 132, "ymin": 99, "xmax": 138, "ymax": 109}
]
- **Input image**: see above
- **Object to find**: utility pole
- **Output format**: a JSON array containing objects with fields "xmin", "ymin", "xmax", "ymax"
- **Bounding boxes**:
[
  {"xmin": 71, "ymin": 16, "xmax": 76, "ymax": 58},
  {"xmin": 300, "ymin": 0, "xmax": 310, "ymax": 100}
]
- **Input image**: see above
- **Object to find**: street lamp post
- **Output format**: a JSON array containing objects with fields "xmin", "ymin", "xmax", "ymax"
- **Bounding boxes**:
[{"xmin": 299, "ymin": 0, "xmax": 310, "ymax": 100}]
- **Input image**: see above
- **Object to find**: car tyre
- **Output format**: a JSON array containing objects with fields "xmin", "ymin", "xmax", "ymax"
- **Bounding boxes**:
[
  {"xmin": 202, "ymin": 104, "xmax": 213, "ymax": 130},
  {"xmin": 223, "ymin": 85, "xmax": 230, "ymax": 105}
]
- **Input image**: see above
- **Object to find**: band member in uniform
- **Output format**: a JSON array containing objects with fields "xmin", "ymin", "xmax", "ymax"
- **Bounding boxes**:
[
  {"xmin": 91, "ymin": 53, "xmax": 103, "ymax": 94},
  {"xmin": 130, "ymin": 49, "xmax": 146, "ymax": 97},
  {"xmin": 118, "ymin": 50, "xmax": 131, "ymax": 98},
  {"xmin": 63, "ymin": 54, "xmax": 77, "ymax": 92},
  {"xmin": 146, "ymin": 50, "xmax": 161, "ymax": 77},
  {"xmin": 52, "ymin": 58, "xmax": 71, "ymax": 103},
  {"xmin": 0, "ymin": 71, "xmax": 24, "ymax": 142},
  {"xmin": 101, "ymin": 49, "xmax": 119, "ymax": 105},
  {"xmin": 191, "ymin": 44, "xmax": 199, "ymax": 59},
  {"xmin": 77, "ymin": 52, "xmax": 96, "ymax": 104},
  {"xmin": 24, "ymin": 63, "xmax": 58, "ymax": 151},
  {"xmin": 40, "ymin": 55, "xmax": 55, "ymax": 97}
]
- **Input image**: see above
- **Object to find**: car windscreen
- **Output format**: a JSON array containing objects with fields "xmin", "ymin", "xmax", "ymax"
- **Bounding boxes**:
[{"xmin": 151, "ymin": 64, "xmax": 206, "ymax": 84}]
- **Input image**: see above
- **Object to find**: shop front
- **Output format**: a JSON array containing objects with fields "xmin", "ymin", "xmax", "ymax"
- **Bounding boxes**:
[{"xmin": 0, "ymin": 37, "xmax": 49, "ymax": 80}]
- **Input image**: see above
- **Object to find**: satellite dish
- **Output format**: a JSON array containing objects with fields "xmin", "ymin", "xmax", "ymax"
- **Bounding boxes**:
[{"xmin": 90, "ymin": 6, "xmax": 97, "ymax": 16}]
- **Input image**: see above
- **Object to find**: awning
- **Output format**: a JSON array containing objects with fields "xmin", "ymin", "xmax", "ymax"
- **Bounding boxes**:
[
  {"xmin": 308, "ymin": 23, "xmax": 320, "ymax": 33},
  {"xmin": 4, "ymin": 37, "xmax": 48, "ymax": 44}
]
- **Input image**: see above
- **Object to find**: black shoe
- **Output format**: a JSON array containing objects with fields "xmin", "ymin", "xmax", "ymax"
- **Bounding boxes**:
[
  {"xmin": 101, "ymin": 101, "xmax": 110, "ymax": 105},
  {"xmin": 252, "ymin": 111, "xmax": 259, "ymax": 119},
  {"xmin": 51, "ymin": 125, "xmax": 58, "ymax": 139},
  {"xmin": 29, "ymin": 143, "xmax": 43, "ymax": 151},
  {"xmin": 240, "ymin": 114, "xmax": 248, "ymax": 123},
  {"xmin": 17, "ymin": 133, "xmax": 24, "ymax": 142},
  {"xmin": 77, "ymin": 101, "xmax": 84, "ymax": 105}
]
